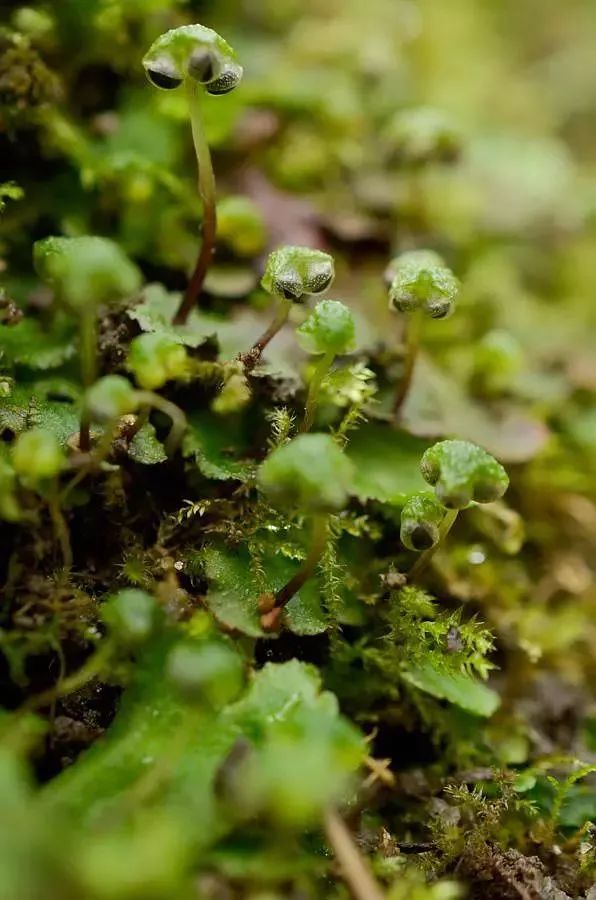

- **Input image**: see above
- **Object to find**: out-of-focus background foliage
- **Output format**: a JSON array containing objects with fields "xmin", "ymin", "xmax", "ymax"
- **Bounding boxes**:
[{"xmin": 3, "ymin": 1, "xmax": 596, "ymax": 898}]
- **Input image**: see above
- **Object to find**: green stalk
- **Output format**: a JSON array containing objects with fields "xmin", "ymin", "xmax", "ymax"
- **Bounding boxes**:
[
  {"xmin": 22, "ymin": 643, "xmax": 112, "ymax": 712},
  {"xmin": 78, "ymin": 309, "xmax": 97, "ymax": 451},
  {"xmin": 174, "ymin": 80, "xmax": 217, "ymax": 326},
  {"xmin": 261, "ymin": 514, "xmax": 328, "ymax": 630},
  {"xmin": 408, "ymin": 508, "xmax": 458, "ymax": 580},
  {"xmin": 60, "ymin": 421, "xmax": 120, "ymax": 504},
  {"xmin": 392, "ymin": 309, "xmax": 423, "ymax": 421},
  {"xmin": 300, "ymin": 350, "xmax": 335, "ymax": 433},
  {"xmin": 135, "ymin": 391, "xmax": 187, "ymax": 456},
  {"xmin": 47, "ymin": 481, "xmax": 73, "ymax": 571}
]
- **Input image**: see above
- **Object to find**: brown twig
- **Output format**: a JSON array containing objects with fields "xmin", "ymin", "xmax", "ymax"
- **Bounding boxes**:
[{"xmin": 324, "ymin": 808, "xmax": 385, "ymax": 900}]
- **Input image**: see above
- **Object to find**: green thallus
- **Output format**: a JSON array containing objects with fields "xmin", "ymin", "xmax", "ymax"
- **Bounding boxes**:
[
  {"xmin": 387, "ymin": 249, "xmax": 459, "ymax": 419},
  {"xmin": 33, "ymin": 236, "xmax": 142, "ymax": 452},
  {"xmin": 257, "ymin": 433, "xmax": 354, "ymax": 631},
  {"xmin": 143, "ymin": 25, "xmax": 243, "ymax": 326},
  {"xmin": 244, "ymin": 246, "xmax": 335, "ymax": 366},
  {"xmin": 296, "ymin": 299, "xmax": 356, "ymax": 432},
  {"xmin": 402, "ymin": 440, "xmax": 509, "ymax": 579}
]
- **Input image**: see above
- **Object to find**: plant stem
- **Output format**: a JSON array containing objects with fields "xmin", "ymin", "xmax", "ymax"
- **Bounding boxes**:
[
  {"xmin": 392, "ymin": 310, "xmax": 422, "ymax": 421},
  {"xmin": 60, "ymin": 422, "xmax": 118, "ymax": 504},
  {"xmin": 260, "ymin": 514, "xmax": 328, "ymax": 630},
  {"xmin": 48, "ymin": 481, "xmax": 73, "ymax": 571},
  {"xmin": 324, "ymin": 808, "xmax": 385, "ymax": 900},
  {"xmin": 22, "ymin": 644, "xmax": 111, "ymax": 712},
  {"xmin": 408, "ymin": 508, "xmax": 458, "ymax": 580},
  {"xmin": 78, "ymin": 310, "xmax": 97, "ymax": 451},
  {"xmin": 246, "ymin": 296, "xmax": 292, "ymax": 360},
  {"xmin": 174, "ymin": 80, "xmax": 217, "ymax": 326},
  {"xmin": 300, "ymin": 350, "xmax": 335, "ymax": 433},
  {"xmin": 135, "ymin": 391, "xmax": 187, "ymax": 456}
]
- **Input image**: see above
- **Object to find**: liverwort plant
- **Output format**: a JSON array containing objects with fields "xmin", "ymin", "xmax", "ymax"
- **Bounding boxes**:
[
  {"xmin": 143, "ymin": 25, "xmax": 243, "ymax": 326},
  {"xmin": 404, "ymin": 440, "xmax": 509, "ymax": 579},
  {"xmin": 296, "ymin": 299, "xmax": 356, "ymax": 432},
  {"xmin": 244, "ymin": 246, "xmax": 335, "ymax": 365},
  {"xmin": 85, "ymin": 375, "xmax": 187, "ymax": 458},
  {"xmin": 33, "ymin": 236, "xmax": 142, "ymax": 452},
  {"xmin": 11, "ymin": 428, "xmax": 70, "ymax": 568},
  {"xmin": 387, "ymin": 250, "xmax": 459, "ymax": 418},
  {"xmin": 257, "ymin": 433, "xmax": 354, "ymax": 631}
]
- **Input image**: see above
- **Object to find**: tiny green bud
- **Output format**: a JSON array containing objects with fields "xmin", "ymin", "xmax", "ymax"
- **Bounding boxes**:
[
  {"xmin": 400, "ymin": 491, "xmax": 447, "ymax": 551},
  {"xmin": 386, "ymin": 107, "xmax": 462, "ymax": 166},
  {"xmin": 128, "ymin": 334, "xmax": 188, "ymax": 391},
  {"xmin": 420, "ymin": 440, "xmax": 509, "ymax": 510},
  {"xmin": 166, "ymin": 641, "xmax": 244, "ymax": 706},
  {"xmin": 143, "ymin": 25, "xmax": 242, "ymax": 95},
  {"xmin": 0, "ymin": 458, "xmax": 20, "ymax": 521},
  {"xmin": 33, "ymin": 236, "xmax": 141, "ymax": 312},
  {"xmin": 261, "ymin": 246, "xmax": 335, "ymax": 302},
  {"xmin": 217, "ymin": 196, "xmax": 267, "ymax": 257},
  {"xmin": 258, "ymin": 433, "xmax": 354, "ymax": 514},
  {"xmin": 103, "ymin": 589, "xmax": 158, "ymax": 647},
  {"xmin": 388, "ymin": 250, "xmax": 459, "ymax": 319},
  {"xmin": 12, "ymin": 428, "xmax": 64, "ymax": 481},
  {"xmin": 85, "ymin": 376, "xmax": 138, "ymax": 423},
  {"xmin": 296, "ymin": 299, "xmax": 356, "ymax": 356}
]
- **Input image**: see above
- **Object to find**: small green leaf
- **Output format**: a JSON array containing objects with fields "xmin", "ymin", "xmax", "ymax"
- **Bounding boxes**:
[
  {"xmin": 128, "ymin": 423, "xmax": 167, "ymax": 465},
  {"xmin": 227, "ymin": 659, "xmax": 339, "ymax": 728},
  {"xmin": 0, "ymin": 316, "xmax": 76, "ymax": 370},
  {"xmin": 203, "ymin": 545, "xmax": 327, "ymax": 637},
  {"xmin": 128, "ymin": 285, "xmax": 216, "ymax": 349},
  {"xmin": 183, "ymin": 411, "xmax": 253, "ymax": 481},
  {"xmin": 403, "ymin": 662, "xmax": 500, "ymax": 717},
  {"xmin": 346, "ymin": 424, "xmax": 427, "ymax": 505},
  {"xmin": 0, "ymin": 382, "xmax": 80, "ymax": 444}
]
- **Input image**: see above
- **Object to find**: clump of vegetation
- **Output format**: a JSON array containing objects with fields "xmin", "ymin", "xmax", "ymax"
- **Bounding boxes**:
[{"xmin": 1, "ymin": 2, "xmax": 596, "ymax": 899}]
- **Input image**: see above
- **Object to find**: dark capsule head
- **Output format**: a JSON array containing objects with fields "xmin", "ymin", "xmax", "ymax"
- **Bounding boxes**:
[
  {"xmin": 205, "ymin": 62, "xmax": 243, "ymax": 95},
  {"xmin": 420, "ymin": 440, "xmax": 509, "ymax": 510},
  {"xmin": 400, "ymin": 491, "xmax": 446, "ymax": 552},
  {"xmin": 261, "ymin": 246, "xmax": 335, "ymax": 301},
  {"xmin": 144, "ymin": 57, "xmax": 183, "ymax": 90},
  {"xmin": 409, "ymin": 523, "xmax": 438, "ymax": 551},
  {"xmin": 272, "ymin": 271, "xmax": 304, "ymax": 300},
  {"xmin": 143, "ymin": 25, "xmax": 242, "ymax": 96},
  {"xmin": 188, "ymin": 47, "xmax": 220, "ymax": 84}
]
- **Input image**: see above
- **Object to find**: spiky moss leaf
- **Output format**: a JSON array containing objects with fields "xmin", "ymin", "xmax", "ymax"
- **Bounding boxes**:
[
  {"xmin": 203, "ymin": 546, "xmax": 327, "ymax": 637},
  {"xmin": 346, "ymin": 423, "xmax": 428, "ymax": 505},
  {"xmin": 128, "ymin": 284, "xmax": 217, "ymax": 349},
  {"xmin": 128, "ymin": 423, "xmax": 167, "ymax": 465},
  {"xmin": 183, "ymin": 411, "xmax": 254, "ymax": 482},
  {"xmin": 0, "ymin": 316, "xmax": 77, "ymax": 369},
  {"xmin": 403, "ymin": 661, "xmax": 500, "ymax": 717},
  {"xmin": 0, "ymin": 381, "xmax": 81, "ymax": 444}
]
